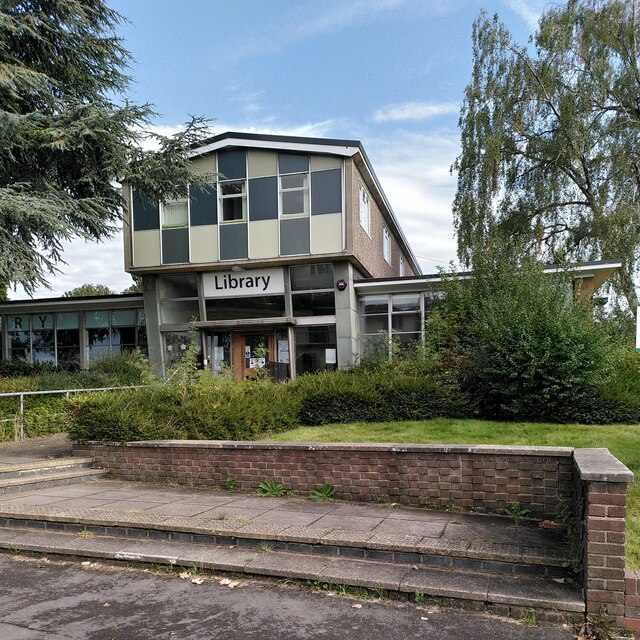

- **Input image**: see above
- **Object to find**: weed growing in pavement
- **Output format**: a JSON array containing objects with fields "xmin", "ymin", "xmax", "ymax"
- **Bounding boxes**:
[
  {"xmin": 257, "ymin": 480, "xmax": 285, "ymax": 497},
  {"xmin": 504, "ymin": 501, "xmax": 530, "ymax": 527},
  {"xmin": 259, "ymin": 541, "xmax": 275, "ymax": 553},
  {"xmin": 224, "ymin": 476, "xmax": 237, "ymax": 491},
  {"xmin": 521, "ymin": 611, "xmax": 537, "ymax": 626},
  {"xmin": 413, "ymin": 591, "xmax": 425, "ymax": 604},
  {"xmin": 308, "ymin": 483, "xmax": 336, "ymax": 502},
  {"xmin": 77, "ymin": 529, "xmax": 94, "ymax": 539}
]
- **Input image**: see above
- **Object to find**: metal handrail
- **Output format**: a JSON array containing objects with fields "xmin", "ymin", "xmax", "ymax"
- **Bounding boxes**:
[{"xmin": 0, "ymin": 385, "xmax": 146, "ymax": 442}]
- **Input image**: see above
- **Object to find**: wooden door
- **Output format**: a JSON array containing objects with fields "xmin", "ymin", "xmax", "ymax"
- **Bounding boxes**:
[{"xmin": 232, "ymin": 332, "xmax": 274, "ymax": 381}]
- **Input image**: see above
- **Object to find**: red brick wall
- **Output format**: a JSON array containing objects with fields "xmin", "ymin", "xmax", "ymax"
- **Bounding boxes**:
[{"xmin": 73, "ymin": 442, "xmax": 574, "ymax": 519}]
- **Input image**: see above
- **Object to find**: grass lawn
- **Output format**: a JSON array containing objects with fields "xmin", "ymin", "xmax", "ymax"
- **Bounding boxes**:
[{"xmin": 265, "ymin": 418, "xmax": 640, "ymax": 568}]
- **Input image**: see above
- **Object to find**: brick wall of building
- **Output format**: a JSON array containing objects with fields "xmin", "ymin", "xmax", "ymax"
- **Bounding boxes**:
[{"xmin": 350, "ymin": 161, "xmax": 415, "ymax": 279}]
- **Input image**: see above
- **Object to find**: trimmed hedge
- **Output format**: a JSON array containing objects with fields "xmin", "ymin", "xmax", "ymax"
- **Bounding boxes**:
[
  {"xmin": 296, "ymin": 374, "xmax": 472, "ymax": 426},
  {"xmin": 68, "ymin": 377, "xmax": 299, "ymax": 443}
]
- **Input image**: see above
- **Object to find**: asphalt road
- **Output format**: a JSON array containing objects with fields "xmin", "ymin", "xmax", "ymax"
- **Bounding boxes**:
[{"xmin": 0, "ymin": 554, "xmax": 574, "ymax": 640}]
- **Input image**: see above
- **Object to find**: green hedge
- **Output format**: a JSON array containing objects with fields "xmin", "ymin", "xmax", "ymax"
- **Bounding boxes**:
[
  {"xmin": 68, "ymin": 376, "xmax": 299, "ymax": 443},
  {"xmin": 295, "ymin": 372, "xmax": 472, "ymax": 426}
]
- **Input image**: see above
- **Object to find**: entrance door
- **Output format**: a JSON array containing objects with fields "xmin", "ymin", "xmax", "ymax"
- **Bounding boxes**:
[{"xmin": 232, "ymin": 332, "xmax": 274, "ymax": 381}]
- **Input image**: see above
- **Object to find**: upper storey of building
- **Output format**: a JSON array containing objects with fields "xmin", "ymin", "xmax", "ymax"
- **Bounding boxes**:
[{"xmin": 123, "ymin": 132, "xmax": 421, "ymax": 279}]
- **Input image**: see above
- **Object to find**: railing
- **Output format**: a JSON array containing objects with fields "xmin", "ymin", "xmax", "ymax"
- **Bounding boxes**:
[{"xmin": 0, "ymin": 386, "xmax": 145, "ymax": 442}]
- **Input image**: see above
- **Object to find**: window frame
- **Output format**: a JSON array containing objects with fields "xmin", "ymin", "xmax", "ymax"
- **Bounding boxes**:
[
  {"xmin": 279, "ymin": 171, "xmax": 310, "ymax": 218},
  {"xmin": 160, "ymin": 195, "xmax": 189, "ymax": 229},
  {"xmin": 219, "ymin": 179, "xmax": 247, "ymax": 223},
  {"xmin": 383, "ymin": 226, "xmax": 391, "ymax": 264},
  {"xmin": 358, "ymin": 185, "xmax": 370, "ymax": 235}
]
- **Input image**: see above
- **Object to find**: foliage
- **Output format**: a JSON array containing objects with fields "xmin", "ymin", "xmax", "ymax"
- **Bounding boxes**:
[
  {"xmin": 453, "ymin": 1, "xmax": 640, "ymax": 311},
  {"xmin": 504, "ymin": 501, "xmax": 530, "ymax": 526},
  {"xmin": 121, "ymin": 276, "xmax": 143, "ymax": 294},
  {"xmin": 425, "ymin": 251, "xmax": 626, "ymax": 422},
  {"xmin": 63, "ymin": 283, "xmax": 115, "ymax": 297},
  {"xmin": 256, "ymin": 480, "xmax": 285, "ymax": 497},
  {"xmin": 0, "ymin": 352, "xmax": 155, "ymax": 441},
  {"xmin": 308, "ymin": 483, "xmax": 336, "ymax": 502},
  {"xmin": 67, "ymin": 373, "xmax": 299, "ymax": 443},
  {"xmin": 224, "ymin": 476, "xmax": 237, "ymax": 491},
  {"xmin": 0, "ymin": 0, "xmax": 213, "ymax": 293},
  {"xmin": 293, "ymin": 369, "xmax": 471, "ymax": 426}
]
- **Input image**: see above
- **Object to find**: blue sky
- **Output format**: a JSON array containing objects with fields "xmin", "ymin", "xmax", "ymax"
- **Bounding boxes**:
[{"xmin": 13, "ymin": 0, "xmax": 547, "ymax": 299}]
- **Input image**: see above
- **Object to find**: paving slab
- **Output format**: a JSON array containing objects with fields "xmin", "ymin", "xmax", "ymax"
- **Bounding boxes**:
[
  {"xmin": 487, "ymin": 574, "xmax": 584, "ymax": 612},
  {"xmin": 400, "ymin": 566, "xmax": 491, "ymax": 601}
]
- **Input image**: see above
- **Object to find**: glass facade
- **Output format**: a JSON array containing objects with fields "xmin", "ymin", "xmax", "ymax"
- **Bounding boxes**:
[
  {"xmin": 294, "ymin": 326, "xmax": 337, "ymax": 375},
  {"xmin": 359, "ymin": 291, "xmax": 443, "ymax": 356},
  {"xmin": 1, "ymin": 308, "xmax": 145, "ymax": 367}
]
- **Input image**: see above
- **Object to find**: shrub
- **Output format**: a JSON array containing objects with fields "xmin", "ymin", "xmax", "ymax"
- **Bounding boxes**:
[
  {"xmin": 294, "ymin": 369, "xmax": 472, "ymax": 426},
  {"xmin": 428, "ymin": 251, "xmax": 618, "ymax": 423},
  {"xmin": 68, "ymin": 374, "xmax": 299, "ymax": 443}
]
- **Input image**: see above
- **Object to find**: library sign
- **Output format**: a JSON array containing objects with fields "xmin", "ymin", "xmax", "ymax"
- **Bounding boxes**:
[{"xmin": 203, "ymin": 268, "xmax": 285, "ymax": 298}]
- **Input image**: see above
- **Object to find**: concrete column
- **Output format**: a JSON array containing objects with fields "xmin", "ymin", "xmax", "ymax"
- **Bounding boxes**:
[
  {"xmin": 141, "ymin": 275, "xmax": 164, "ymax": 376},
  {"xmin": 333, "ymin": 261, "xmax": 359, "ymax": 369}
]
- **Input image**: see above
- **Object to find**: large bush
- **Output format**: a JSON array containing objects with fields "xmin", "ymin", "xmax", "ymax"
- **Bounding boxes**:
[{"xmin": 427, "ymin": 251, "xmax": 636, "ymax": 422}]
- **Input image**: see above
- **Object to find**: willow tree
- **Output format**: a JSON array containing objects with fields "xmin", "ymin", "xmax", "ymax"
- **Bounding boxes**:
[
  {"xmin": 0, "ymin": 0, "xmax": 212, "ymax": 294},
  {"xmin": 453, "ymin": 0, "xmax": 640, "ymax": 309}
]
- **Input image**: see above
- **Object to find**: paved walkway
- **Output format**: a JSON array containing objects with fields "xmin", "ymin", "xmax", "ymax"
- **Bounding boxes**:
[{"xmin": 0, "ymin": 477, "xmax": 569, "ymax": 558}]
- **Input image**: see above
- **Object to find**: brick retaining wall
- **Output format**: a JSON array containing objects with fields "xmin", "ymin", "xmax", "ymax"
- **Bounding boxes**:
[
  {"xmin": 74, "ymin": 440, "xmax": 636, "ymax": 634},
  {"xmin": 74, "ymin": 441, "xmax": 576, "ymax": 519}
]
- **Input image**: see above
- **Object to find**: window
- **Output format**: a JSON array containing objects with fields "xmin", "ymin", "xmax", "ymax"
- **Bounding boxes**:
[
  {"xmin": 161, "ymin": 196, "xmax": 188, "ymax": 228},
  {"xmin": 400, "ymin": 255, "xmax": 405, "ymax": 276},
  {"xmin": 220, "ymin": 180, "xmax": 246, "ymax": 222},
  {"xmin": 295, "ymin": 325, "xmax": 337, "ymax": 375},
  {"xmin": 358, "ymin": 185, "xmax": 370, "ymax": 234},
  {"xmin": 280, "ymin": 173, "xmax": 309, "ymax": 216},
  {"xmin": 290, "ymin": 264, "xmax": 335, "ymax": 317},
  {"xmin": 383, "ymin": 227, "xmax": 391, "ymax": 264}
]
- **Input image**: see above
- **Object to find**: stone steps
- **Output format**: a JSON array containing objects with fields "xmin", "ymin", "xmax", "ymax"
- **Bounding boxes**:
[
  {"xmin": 0, "ymin": 525, "xmax": 583, "ymax": 621},
  {"xmin": 0, "ymin": 502, "xmax": 583, "ymax": 622},
  {"xmin": 0, "ymin": 458, "xmax": 106, "ymax": 494}
]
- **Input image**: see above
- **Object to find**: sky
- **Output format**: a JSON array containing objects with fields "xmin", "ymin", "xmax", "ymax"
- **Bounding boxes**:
[{"xmin": 11, "ymin": 0, "xmax": 548, "ymax": 300}]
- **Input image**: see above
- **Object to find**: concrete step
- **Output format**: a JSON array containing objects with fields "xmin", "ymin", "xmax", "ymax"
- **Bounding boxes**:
[
  {"xmin": 0, "ymin": 503, "xmax": 576, "ymax": 578},
  {"xmin": 0, "ymin": 501, "xmax": 577, "ymax": 578},
  {"xmin": 0, "ymin": 468, "xmax": 107, "ymax": 494},
  {"xmin": 0, "ymin": 458, "xmax": 95, "ymax": 479},
  {"xmin": 0, "ymin": 526, "xmax": 584, "ymax": 621}
]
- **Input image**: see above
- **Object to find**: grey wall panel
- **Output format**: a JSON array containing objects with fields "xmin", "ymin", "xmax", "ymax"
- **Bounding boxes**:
[
  {"xmin": 189, "ymin": 184, "xmax": 217, "ymax": 226},
  {"xmin": 311, "ymin": 169, "xmax": 342, "ymax": 215},
  {"xmin": 248, "ymin": 176, "xmax": 278, "ymax": 221},
  {"xmin": 279, "ymin": 153, "xmax": 309, "ymax": 174},
  {"xmin": 162, "ymin": 228, "xmax": 189, "ymax": 264},
  {"xmin": 132, "ymin": 190, "xmax": 159, "ymax": 230},
  {"xmin": 280, "ymin": 217, "xmax": 310, "ymax": 255},
  {"xmin": 220, "ymin": 223, "xmax": 249, "ymax": 260},
  {"xmin": 218, "ymin": 149, "xmax": 246, "ymax": 179}
]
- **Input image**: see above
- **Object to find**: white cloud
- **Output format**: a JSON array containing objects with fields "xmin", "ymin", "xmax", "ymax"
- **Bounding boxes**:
[
  {"xmin": 372, "ymin": 101, "xmax": 460, "ymax": 123},
  {"xmin": 226, "ymin": 0, "xmax": 461, "ymax": 62},
  {"xmin": 366, "ymin": 129, "xmax": 461, "ymax": 273},
  {"xmin": 502, "ymin": 0, "xmax": 544, "ymax": 30}
]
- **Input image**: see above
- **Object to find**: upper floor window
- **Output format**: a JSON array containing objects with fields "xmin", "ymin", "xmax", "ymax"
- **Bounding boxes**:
[
  {"xmin": 383, "ymin": 227, "xmax": 391, "ymax": 264},
  {"xmin": 220, "ymin": 180, "xmax": 246, "ymax": 222},
  {"xmin": 400, "ymin": 255, "xmax": 405, "ymax": 276},
  {"xmin": 358, "ymin": 185, "xmax": 370, "ymax": 235},
  {"xmin": 162, "ymin": 196, "xmax": 188, "ymax": 228},
  {"xmin": 280, "ymin": 173, "xmax": 309, "ymax": 216}
]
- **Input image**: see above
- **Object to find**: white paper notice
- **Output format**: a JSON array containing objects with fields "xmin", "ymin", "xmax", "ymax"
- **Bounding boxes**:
[{"xmin": 325, "ymin": 348, "xmax": 337, "ymax": 364}]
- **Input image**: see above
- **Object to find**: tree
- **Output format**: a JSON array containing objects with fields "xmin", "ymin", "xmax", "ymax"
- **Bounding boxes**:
[
  {"xmin": 0, "ymin": 0, "xmax": 213, "ymax": 294},
  {"xmin": 121, "ymin": 275, "xmax": 142, "ymax": 294},
  {"xmin": 63, "ymin": 283, "xmax": 114, "ymax": 297},
  {"xmin": 452, "ymin": 0, "xmax": 640, "ymax": 311}
]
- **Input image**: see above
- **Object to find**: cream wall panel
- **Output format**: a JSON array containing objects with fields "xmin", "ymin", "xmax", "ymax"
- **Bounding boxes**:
[
  {"xmin": 133, "ymin": 230, "xmax": 161, "ymax": 267},
  {"xmin": 249, "ymin": 220, "xmax": 279, "ymax": 258},
  {"xmin": 191, "ymin": 155, "xmax": 216, "ymax": 176},
  {"xmin": 311, "ymin": 213, "xmax": 342, "ymax": 254},
  {"xmin": 248, "ymin": 150, "xmax": 277, "ymax": 178},
  {"xmin": 311, "ymin": 155, "xmax": 341, "ymax": 172},
  {"xmin": 190, "ymin": 224, "xmax": 218, "ymax": 263}
]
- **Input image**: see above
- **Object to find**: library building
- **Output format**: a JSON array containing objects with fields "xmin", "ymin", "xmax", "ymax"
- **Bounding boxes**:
[{"xmin": 0, "ymin": 132, "xmax": 621, "ymax": 379}]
